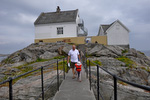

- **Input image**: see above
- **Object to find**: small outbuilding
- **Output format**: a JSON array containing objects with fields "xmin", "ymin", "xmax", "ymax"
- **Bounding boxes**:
[{"xmin": 97, "ymin": 20, "xmax": 130, "ymax": 48}]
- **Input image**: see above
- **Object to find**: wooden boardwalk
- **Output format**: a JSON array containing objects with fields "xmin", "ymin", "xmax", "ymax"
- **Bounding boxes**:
[{"xmin": 53, "ymin": 67, "xmax": 96, "ymax": 100}]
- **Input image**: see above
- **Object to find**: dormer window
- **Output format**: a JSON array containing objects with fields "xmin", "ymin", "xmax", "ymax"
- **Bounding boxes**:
[{"xmin": 57, "ymin": 27, "xmax": 63, "ymax": 35}]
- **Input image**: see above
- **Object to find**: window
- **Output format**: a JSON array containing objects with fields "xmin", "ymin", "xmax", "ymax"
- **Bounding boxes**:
[{"xmin": 57, "ymin": 27, "xmax": 63, "ymax": 35}]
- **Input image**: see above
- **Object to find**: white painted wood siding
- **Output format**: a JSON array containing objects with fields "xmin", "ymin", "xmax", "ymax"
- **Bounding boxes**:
[
  {"xmin": 107, "ymin": 22, "xmax": 129, "ymax": 45},
  {"xmin": 35, "ymin": 22, "xmax": 77, "ymax": 39}
]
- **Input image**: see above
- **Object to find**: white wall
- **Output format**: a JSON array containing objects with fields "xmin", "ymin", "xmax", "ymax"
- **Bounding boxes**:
[
  {"xmin": 35, "ymin": 22, "xmax": 77, "ymax": 39},
  {"xmin": 107, "ymin": 22, "xmax": 129, "ymax": 45}
]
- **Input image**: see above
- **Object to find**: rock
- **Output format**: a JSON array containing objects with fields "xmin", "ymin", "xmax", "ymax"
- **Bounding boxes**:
[
  {"xmin": 95, "ymin": 49, "xmax": 118, "ymax": 57},
  {"xmin": 1, "ymin": 43, "xmax": 150, "ymax": 100},
  {"xmin": 10, "ymin": 68, "xmax": 19, "ymax": 73},
  {"xmin": 86, "ymin": 44, "xmax": 103, "ymax": 55},
  {"xmin": 0, "ymin": 42, "xmax": 70, "ymax": 65},
  {"xmin": 61, "ymin": 45, "xmax": 72, "ymax": 55},
  {"xmin": 0, "ymin": 70, "xmax": 63, "ymax": 100},
  {"xmin": 147, "ymin": 75, "xmax": 150, "ymax": 85},
  {"xmin": 106, "ymin": 45, "xmax": 124, "ymax": 56},
  {"xmin": 39, "ymin": 52, "xmax": 58, "ymax": 59}
]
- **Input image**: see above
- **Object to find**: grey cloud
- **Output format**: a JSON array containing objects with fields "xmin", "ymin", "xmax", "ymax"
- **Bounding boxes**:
[{"xmin": 0, "ymin": 0, "xmax": 150, "ymax": 54}]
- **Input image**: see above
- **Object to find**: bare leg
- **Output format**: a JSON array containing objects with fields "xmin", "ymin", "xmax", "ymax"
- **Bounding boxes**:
[{"xmin": 72, "ymin": 68, "xmax": 75, "ymax": 78}]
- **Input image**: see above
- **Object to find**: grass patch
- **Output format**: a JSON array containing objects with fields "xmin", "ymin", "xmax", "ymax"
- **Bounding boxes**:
[
  {"xmin": 53, "ymin": 60, "xmax": 68, "ymax": 72},
  {"xmin": 0, "ymin": 57, "xmax": 62, "ymax": 87},
  {"xmin": 2, "ymin": 58, "xmax": 14, "ymax": 64},
  {"xmin": 140, "ymin": 66, "xmax": 150, "ymax": 72},
  {"xmin": 138, "ymin": 51, "xmax": 145, "ymax": 55},
  {"xmin": 87, "ymin": 60, "xmax": 102, "ymax": 66},
  {"xmin": 122, "ymin": 49, "xmax": 128, "ymax": 54},
  {"xmin": 116, "ymin": 56, "xmax": 136, "ymax": 68},
  {"xmin": 36, "ymin": 58, "xmax": 51, "ymax": 62},
  {"xmin": 118, "ymin": 81, "xmax": 128, "ymax": 86},
  {"xmin": 53, "ymin": 56, "xmax": 65, "ymax": 59}
]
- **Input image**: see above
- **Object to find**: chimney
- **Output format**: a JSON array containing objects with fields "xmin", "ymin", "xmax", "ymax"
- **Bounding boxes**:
[{"xmin": 56, "ymin": 6, "xmax": 61, "ymax": 13}]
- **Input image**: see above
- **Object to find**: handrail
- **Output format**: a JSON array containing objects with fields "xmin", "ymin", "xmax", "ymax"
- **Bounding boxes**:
[
  {"xmin": 0, "ymin": 57, "xmax": 67, "ymax": 100},
  {"xmin": 0, "ymin": 59, "xmax": 60, "ymax": 85},
  {"xmin": 87, "ymin": 59, "xmax": 150, "ymax": 100},
  {"xmin": 90, "ymin": 60, "xmax": 150, "ymax": 91}
]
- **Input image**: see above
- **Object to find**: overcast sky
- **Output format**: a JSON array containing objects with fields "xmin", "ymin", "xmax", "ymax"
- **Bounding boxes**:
[{"xmin": 0, "ymin": 0, "xmax": 150, "ymax": 54}]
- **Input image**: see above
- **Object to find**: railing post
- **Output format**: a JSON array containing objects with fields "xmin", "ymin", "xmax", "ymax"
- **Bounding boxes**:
[
  {"xmin": 57, "ymin": 59, "xmax": 59, "ymax": 91},
  {"xmin": 89, "ymin": 60, "xmax": 91, "ymax": 90},
  {"xmin": 63, "ymin": 58, "xmax": 65, "ymax": 79},
  {"xmin": 97, "ymin": 65, "xmax": 99, "ymax": 100},
  {"xmin": 67, "ymin": 58, "xmax": 68, "ymax": 73},
  {"xmin": 9, "ymin": 77, "xmax": 13, "ymax": 100},
  {"xmin": 86, "ymin": 57, "xmax": 88, "ymax": 78},
  {"xmin": 114, "ymin": 76, "xmax": 117, "ymax": 100},
  {"xmin": 41, "ymin": 66, "xmax": 44, "ymax": 100}
]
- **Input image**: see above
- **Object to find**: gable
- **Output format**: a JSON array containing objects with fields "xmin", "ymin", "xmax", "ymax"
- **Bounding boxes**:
[
  {"xmin": 106, "ymin": 20, "xmax": 130, "ymax": 33},
  {"xmin": 34, "ymin": 9, "xmax": 78, "ymax": 25}
]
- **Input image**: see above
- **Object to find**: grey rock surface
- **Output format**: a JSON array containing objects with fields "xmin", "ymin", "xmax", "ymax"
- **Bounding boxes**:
[{"xmin": 39, "ymin": 52, "xmax": 58, "ymax": 59}]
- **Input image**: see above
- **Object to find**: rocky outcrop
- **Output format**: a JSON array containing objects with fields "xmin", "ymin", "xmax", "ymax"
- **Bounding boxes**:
[
  {"xmin": 85, "ymin": 43, "xmax": 150, "ymax": 67},
  {"xmin": 90, "ymin": 66, "xmax": 150, "ymax": 100},
  {"xmin": 82, "ymin": 43, "xmax": 150, "ymax": 100},
  {"xmin": 0, "ymin": 43, "xmax": 150, "ymax": 100},
  {"xmin": 0, "ymin": 69, "xmax": 63, "ymax": 100},
  {"xmin": 0, "ymin": 42, "xmax": 71, "ymax": 66}
]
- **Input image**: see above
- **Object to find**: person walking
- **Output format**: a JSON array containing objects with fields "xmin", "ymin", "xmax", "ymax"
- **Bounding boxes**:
[
  {"xmin": 67, "ymin": 45, "xmax": 81, "ymax": 79},
  {"xmin": 75, "ymin": 61, "xmax": 82, "ymax": 82}
]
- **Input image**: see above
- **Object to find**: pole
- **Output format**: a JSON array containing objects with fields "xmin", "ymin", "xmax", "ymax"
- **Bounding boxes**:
[
  {"xmin": 114, "ymin": 76, "xmax": 117, "ymax": 100},
  {"xmin": 89, "ymin": 60, "xmax": 91, "ymax": 90},
  {"xmin": 97, "ymin": 65, "xmax": 99, "ymax": 100},
  {"xmin": 63, "ymin": 58, "xmax": 65, "ymax": 79},
  {"xmin": 86, "ymin": 57, "xmax": 88, "ymax": 78},
  {"xmin": 41, "ymin": 66, "xmax": 44, "ymax": 100},
  {"xmin": 9, "ymin": 77, "xmax": 13, "ymax": 100},
  {"xmin": 57, "ymin": 59, "xmax": 59, "ymax": 91}
]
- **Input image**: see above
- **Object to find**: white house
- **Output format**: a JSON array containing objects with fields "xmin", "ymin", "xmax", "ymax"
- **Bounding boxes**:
[
  {"xmin": 98, "ymin": 20, "xmax": 130, "ymax": 47},
  {"xmin": 34, "ymin": 6, "xmax": 87, "ymax": 43}
]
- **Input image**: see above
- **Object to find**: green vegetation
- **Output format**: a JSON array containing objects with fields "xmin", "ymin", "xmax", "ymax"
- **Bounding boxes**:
[
  {"xmin": 2, "ymin": 58, "xmax": 14, "ymax": 64},
  {"xmin": 68, "ymin": 43, "xmax": 76, "ymax": 45},
  {"xmin": 54, "ymin": 56, "xmax": 65, "ymax": 59},
  {"xmin": 140, "ymin": 66, "xmax": 150, "ymax": 72},
  {"xmin": 0, "ymin": 75, "xmax": 9, "ymax": 83},
  {"xmin": 138, "ymin": 51, "xmax": 145, "ymax": 55},
  {"xmin": 0, "ymin": 56, "xmax": 67, "ymax": 87},
  {"xmin": 116, "ymin": 56, "xmax": 136, "ymax": 68},
  {"xmin": 36, "ymin": 58, "xmax": 50, "ymax": 62},
  {"xmin": 54, "ymin": 60, "xmax": 68, "ymax": 72},
  {"xmin": 86, "ymin": 60, "xmax": 102, "ymax": 66},
  {"xmin": 0, "ymin": 58, "xmax": 52, "ymax": 83},
  {"xmin": 0, "ymin": 65, "xmax": 36, "ymax": 87},
  {"xmin": 122, "ymin": 49, "xmax": 128, "ymax": 54},
  {"xmin": 118, "ymin": 81, "xmax": 128, "ymax": 86}
]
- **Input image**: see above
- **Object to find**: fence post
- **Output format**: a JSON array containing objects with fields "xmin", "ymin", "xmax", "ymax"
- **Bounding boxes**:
[
  {"xmin": 97, "ymin": 65, "xmax": 99, "ymax": 100},
  {"xmin": 63, "ymin": 58, "xmax": 65, "ymax": 79},
  {"xmin": 114, "ymin": 76, "xmax": 117, "ymax": 100},
  {"xmin": 89, "ymin": 60, "xmax": 91, "ymax": 90},
  {"xmin": 86, "ymin": 57, "xmax": 88, "ymax": 78},
  {"xmin": 41, "ymin": 66, "xmax": 44, "ymax": 100},
  {"xmin": 67, "ymin": 58, "xmax": 68, "ymax": 73},
  {"xmin": 9, "ymin": 77, "xmax": 13, "ymax": 100},
  {"xmin": 57, "ymin": 59, "xmax": 59, "ymax": 91}
]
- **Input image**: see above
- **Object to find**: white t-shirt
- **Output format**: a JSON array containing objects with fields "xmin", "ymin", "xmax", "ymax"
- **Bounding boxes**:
[{"xmin": 68, "ymin": 49, "xmax": 79, "ymax": 62}]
